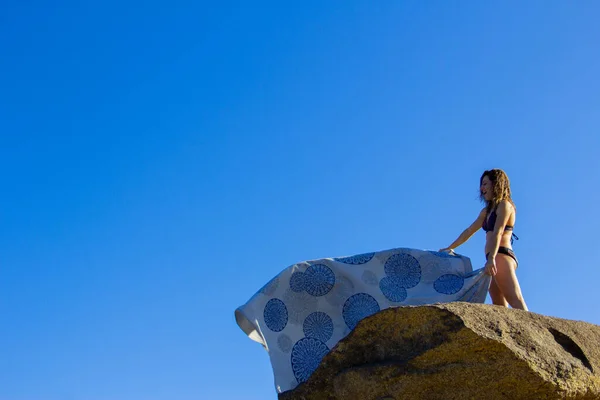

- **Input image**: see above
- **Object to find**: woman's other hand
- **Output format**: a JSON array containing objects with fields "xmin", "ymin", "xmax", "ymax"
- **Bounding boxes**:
[{"xmin": 484, "ymin": 258, "xmax": 497, "ymax": 276}]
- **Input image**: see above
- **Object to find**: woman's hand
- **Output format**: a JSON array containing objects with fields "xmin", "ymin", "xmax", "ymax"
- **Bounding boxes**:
[
  {"xmin": 438, "ymin": 247, "xmax": 454, "ymax": 254},
  {"xmin": 484, "ymin": 258, "xmax": 497, "ymax": 276}
]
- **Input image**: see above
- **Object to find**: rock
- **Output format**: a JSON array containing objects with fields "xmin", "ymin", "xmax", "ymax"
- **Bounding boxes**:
[{"xmin": 279, "ymin": 302, "xmax": 600, "ymax": 400}]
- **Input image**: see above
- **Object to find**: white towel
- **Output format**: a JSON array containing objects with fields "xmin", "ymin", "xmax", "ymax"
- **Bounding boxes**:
[{"xmin": 235, "ymin": 247, "xmax": 490, "ymax": 394}]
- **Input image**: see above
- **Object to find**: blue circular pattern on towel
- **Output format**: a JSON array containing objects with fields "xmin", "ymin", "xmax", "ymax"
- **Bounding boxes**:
[
  {"xmin": 342, "ymin": 293, "xmax": 380, "ymax": 330},
  {"xmin": 264, "ymin": 298, "xmax": 288, "ymax": 332},
  {"xmin": 304, "ymin": 264, "xmax": 335, "ymax": 297},
  {"xmin": 434, "ymin": 274, "xmax": 465, "ymax": 295},
  {"xmin": 291, "ymin": 337, "xmax": 330, "ymax": 383},
  {"xmin": 384, "ymin": 253, "xmax": 421, "ymax": 289},
  {"xmin": 334, "ymin": 252, "xmax": 375, "ymax": 265},
  {"xmin": 303, "ymin": 311, "xmax": 334, "ymax": 342},
  {"xmin": 289, "ymin": 272, "xmax": 306, "ymax": 292},
  {"xmin": 379, "ymin": 276, "xmax": 408, "ymax": 302}
]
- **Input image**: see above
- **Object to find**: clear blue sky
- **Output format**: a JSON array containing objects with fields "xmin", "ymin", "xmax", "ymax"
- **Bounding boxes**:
[{"xmin": 1, "ymin": 1, "xmax": 599, "ymax": 399}]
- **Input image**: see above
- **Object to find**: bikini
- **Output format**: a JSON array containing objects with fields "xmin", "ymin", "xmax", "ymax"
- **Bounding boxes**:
[{"xmin": 482, "ymin": 208, "xmax": 519, "ymax": 267}]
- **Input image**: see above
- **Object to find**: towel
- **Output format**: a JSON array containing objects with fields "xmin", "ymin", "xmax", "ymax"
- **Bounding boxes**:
[{"xmin": 234, "ymin": 247, "xmax": 491, "ymax": 394}]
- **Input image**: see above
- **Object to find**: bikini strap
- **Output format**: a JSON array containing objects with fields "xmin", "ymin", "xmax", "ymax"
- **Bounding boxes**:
[{"xmin": 511, "ymin": 233, "xmax": 519, "ymax": 245}]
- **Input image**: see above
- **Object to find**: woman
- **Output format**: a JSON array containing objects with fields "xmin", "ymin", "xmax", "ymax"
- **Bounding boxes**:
[{"xmin": 439, "ymin": 169, "xmax": 528, "ymax": 311}]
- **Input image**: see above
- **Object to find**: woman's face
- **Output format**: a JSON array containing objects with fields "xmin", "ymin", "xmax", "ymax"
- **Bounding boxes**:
[{"xmin": 481, "ymin": 175, "xmax": 493, "ymax": 201}]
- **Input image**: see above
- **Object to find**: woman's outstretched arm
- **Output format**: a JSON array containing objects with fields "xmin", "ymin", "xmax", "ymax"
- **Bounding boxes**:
[{"xmin": 440, "ymin": 208, "xmax": 487, "ymax": 252}]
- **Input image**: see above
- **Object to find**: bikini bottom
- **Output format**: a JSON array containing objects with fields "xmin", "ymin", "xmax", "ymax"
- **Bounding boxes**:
[{"xmin": 486, "ymin": 246, "xmax": 518, "ymax": 268}]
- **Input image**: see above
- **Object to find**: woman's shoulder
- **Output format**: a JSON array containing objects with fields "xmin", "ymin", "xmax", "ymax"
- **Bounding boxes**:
[{"xmin": 497, "ymin": 199, "xmax": 516, "ymax": 213}]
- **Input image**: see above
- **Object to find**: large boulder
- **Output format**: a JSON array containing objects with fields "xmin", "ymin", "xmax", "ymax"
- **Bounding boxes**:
[{"xmin": 279, "ymin": 303, "xmax": 600, "ymax": 400}]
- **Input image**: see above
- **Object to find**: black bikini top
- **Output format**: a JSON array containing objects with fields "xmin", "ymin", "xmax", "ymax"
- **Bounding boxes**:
[{"xmin": 482, "ymin": 208, "xmax": 519, "ymax": 243}]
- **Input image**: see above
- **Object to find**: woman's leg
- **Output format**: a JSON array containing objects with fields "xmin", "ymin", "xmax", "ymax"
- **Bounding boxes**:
[
  {"xmin": 489, "ymin": 278, "xmax": 508, "ymax": 307},
  {"xmin": 494, "ymin": 254, "xmax": 528, "ymax": 310}
]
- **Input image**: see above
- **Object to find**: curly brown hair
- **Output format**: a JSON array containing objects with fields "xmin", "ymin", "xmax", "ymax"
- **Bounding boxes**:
[{"xmin": 480, "ymin": 169, "xmax": 516, "ymax": 212}]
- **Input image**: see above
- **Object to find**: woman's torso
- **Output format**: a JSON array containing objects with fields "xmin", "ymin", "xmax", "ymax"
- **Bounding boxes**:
[{"xmin": 483, "ymin": 204, "xmax": 516, "ymax": 253}]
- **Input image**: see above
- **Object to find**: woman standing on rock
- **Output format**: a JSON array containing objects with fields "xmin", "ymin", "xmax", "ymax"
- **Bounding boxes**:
[{"xmin": 439, "ymin": 169, "xmax": 528, "ymax": 311}]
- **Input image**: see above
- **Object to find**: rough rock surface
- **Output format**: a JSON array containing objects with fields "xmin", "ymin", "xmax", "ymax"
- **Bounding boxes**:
[{"xmin": 279, "ymin": 302, "xmax": 600, "ymax": 400}]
